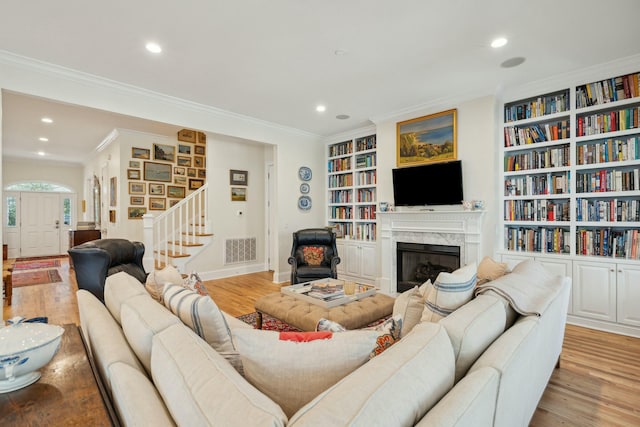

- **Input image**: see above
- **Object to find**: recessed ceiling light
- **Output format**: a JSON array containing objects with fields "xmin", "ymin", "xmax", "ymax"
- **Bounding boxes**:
[
  {"xmin": 41, "ymin": 117, "xmax": 53, "ymax": 124},
  {"xmin": 336, "ymin": 114, "xmax": 350, "ymax": 120},
  {"xmin": 39, "ymin": 137, "xmax": 49, "ymax": 142},
  {"xmin": 491, "ymin": 37, "xmax": 508, "ymax": 48},
  {"xmin": 316, "ymin": 105, "xmax": 326, "ymax": 113},
  {"xmin": 145, "ymin": 42, "xmax": 162, "ymax": 53},
  {"xmin": 334, "ymin": 49, "xmax": 347, "ymax": 56},
  {"xmin": 37, "ymin": 151, "xmax": 46, "ymax": 156}
]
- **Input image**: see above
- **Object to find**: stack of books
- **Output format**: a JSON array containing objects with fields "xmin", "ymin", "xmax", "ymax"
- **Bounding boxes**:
[{"xmin": 307, "ymin": 282, "xmax": 345, "ymax": 301}]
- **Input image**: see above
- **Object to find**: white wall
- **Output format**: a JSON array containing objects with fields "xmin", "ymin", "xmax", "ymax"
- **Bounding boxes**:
[{"xmin": 373, "ymin": 95, "xmax": 498, "ymax": 261}]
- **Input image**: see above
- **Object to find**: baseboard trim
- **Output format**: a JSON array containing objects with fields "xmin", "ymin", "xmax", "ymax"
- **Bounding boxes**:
[
  {"xmin": 198, "ymin": 263, "xmax": 267, "ymax": 281},
  {"xmin": 567, "ymin": 315, "xmax": 640, "ymax": 338}
]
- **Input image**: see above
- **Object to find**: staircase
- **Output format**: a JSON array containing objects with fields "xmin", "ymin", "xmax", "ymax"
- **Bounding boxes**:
[{"xmin": 142, "ymin": 183, "xmax": 212, "ymax": 272}]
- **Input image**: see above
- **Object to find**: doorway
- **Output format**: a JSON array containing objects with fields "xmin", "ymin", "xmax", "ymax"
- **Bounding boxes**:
[{"xmin": 4, "ymin": 190, "xmax": 76, "ymax": 258}]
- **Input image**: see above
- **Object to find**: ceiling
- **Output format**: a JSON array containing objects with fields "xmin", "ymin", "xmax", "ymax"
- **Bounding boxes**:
[{"xmin": 2, "ymin": 0, "xmax": 640, "ymax": 164}]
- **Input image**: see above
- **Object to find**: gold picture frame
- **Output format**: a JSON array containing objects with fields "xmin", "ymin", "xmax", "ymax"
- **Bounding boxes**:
[
  {"xmin": 396, "ymin": 109, "xmax": 457, "ymax": 166},
  {"xmin": 128, "ymin": 207, "xmax": 147, "ymax": 219}
]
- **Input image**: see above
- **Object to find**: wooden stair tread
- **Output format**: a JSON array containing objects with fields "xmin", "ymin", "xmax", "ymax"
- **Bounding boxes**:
[
  {"xmin": 182, "ymin": 232, "xmax": 214, "ymax": 237},
  {"xmin": 155, "ymin": 250, "xmax": 191, "ymax": 258},
  {"xmin": 168, "ymin": 241, "xmax": 204, "ymax": 247}
]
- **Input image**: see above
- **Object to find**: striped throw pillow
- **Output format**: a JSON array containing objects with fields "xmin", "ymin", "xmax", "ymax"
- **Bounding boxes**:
[
  {"xmin": 421, "ymin": 263, "xmax": 477, "ymax": 323},
  {"xmin": 162, "ymin": 283, "xmax": 235, "ymax": 355}
]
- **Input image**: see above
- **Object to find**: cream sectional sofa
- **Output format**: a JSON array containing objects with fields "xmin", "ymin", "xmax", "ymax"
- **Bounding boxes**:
[{"xmin": 77, "ymin": 260, "xmax": 570, "ymax": 426}]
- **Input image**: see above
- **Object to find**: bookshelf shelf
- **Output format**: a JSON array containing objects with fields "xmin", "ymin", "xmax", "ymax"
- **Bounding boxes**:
[{"xmin": 327, "ymin": 134, "xmax": 377, "ymax": 242}]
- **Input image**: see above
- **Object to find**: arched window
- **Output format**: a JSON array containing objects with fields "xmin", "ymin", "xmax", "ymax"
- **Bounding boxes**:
[{"xmin": 5, "ymin": 182, "xmax": 72, "ymax": 192}]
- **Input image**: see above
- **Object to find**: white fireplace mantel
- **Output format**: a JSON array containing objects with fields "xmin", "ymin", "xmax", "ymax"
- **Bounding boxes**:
[{"xmin": 377, "ymin": 209, "xmax": 485, "ymax": 295}]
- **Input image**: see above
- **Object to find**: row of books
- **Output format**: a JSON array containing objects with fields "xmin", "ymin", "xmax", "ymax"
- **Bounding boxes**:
[
  {"xmin": 357, "ymin": 206, "xmax": 376, "ymax": 220},
  {"xmin": 576, "ymin": 136, "xmax": 640, "ymax": 165},
  {"xmin": 355, "ymin": 223, "xmax": 376, "ymax": 241},
  {"xmin": 355, "ymin": 170, "xmax": 376, "ymax": 186},
  {"xmin": 576, "ymin": 73, "xmax": 640, "ymax": 108},
  {"xmin": 504, "ymin": 91, "xmax": 570, "ymax": 122},
  {"xmin": 356, "ymin": 188, "xmax": 375, "ymax": 203},
  {"xmin": 576, "ymin": 168, "xmax": 640, "ymax": 193},
  {"xmin": 328, "ymin": 141, "xmax": 352, "ymax": 157},
  {"xmin": 329, "ymin": 189, "xmax": 352, "ymax": 204},
  {"xmin": 355, "ymin": 153, "xmax": 376, "ymax": 169},
  {"xmin": 355, "ymin": 135, "xmax": 376, "ymax": 152},
  {"xmin": 327, "ymin": 157, "xmax": 351, "ymax": 172},
  {"xmin": 576, "ymin": 228, "xmax": 639, "ymax": 259},
  {"xmin": 504, "ymin": 199, "xmax": 570, "ymax": 222},
  {"xmin": 576, "ymin": 107, "xmax": 640, "ymax": 137},
  {"xmin": 504, "ymin": 226, "xmax": 570, "ymax": 254},
  {"xmin": 576, "ymin": 198, "xmax": 640, "ymax": 222},
  {"xmin": 504, "ymin": 173, "xmax": 569, "ymax": 196},
  {"xmin": 328, "ymin": 173, "xmax": 353, "ymax": 189},
  {"xmin": 504, "ymin": 120, "xmax": 570, "ymax": 146},
  {"xmin": 329, "ymin": 206, "xmax": 352, "ymax": 220},
  {"xmin": 504, "ymin": 145, "xmax": 570, "ymax": 172},
  {"xmin": 330, "ymin": 222, "xmax": 352, "ymax": 239}
]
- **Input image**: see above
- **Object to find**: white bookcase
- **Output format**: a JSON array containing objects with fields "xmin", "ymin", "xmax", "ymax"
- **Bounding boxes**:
[{"xmin": 499, "ymin": 69, "xmax": 640, "ymax": 337}]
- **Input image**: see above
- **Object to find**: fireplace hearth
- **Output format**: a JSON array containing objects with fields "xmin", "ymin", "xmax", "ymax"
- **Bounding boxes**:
[{"xmin": 396, "ymin": 242, "xmax": 460, "ymax": 293}]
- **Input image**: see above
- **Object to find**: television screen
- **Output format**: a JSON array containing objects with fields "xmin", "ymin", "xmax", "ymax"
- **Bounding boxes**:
[{"xmin": 392, "ymin": 161, "xmax": 464, "ymax": 207}]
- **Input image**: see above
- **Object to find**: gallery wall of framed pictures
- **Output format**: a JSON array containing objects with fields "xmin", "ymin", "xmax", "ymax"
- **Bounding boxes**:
[{"xmin": 126, "ymin": 128, "xmax": 207, "ymax": 219}]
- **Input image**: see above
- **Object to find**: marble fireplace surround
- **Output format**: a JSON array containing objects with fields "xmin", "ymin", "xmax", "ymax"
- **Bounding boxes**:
[{"xmin": 377, "ymin": 209, "xmax": 485, "ymax": 295}]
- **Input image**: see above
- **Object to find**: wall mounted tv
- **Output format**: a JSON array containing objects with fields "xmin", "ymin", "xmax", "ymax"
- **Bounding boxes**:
[{"xmin": 392, "ymin": 160, "xmax": 464, "ymax": 207}]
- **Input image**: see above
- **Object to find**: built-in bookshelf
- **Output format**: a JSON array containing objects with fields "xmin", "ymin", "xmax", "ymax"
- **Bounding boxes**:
[{"xmin": 327, "ymin": 134, "xmax": 377, "ymax": 241}]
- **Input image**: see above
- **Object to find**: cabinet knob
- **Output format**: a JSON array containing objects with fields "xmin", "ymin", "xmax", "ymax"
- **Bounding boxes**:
[{"xmin": 610, "ymin": 269, "xmax": 614, "ymax": 272}]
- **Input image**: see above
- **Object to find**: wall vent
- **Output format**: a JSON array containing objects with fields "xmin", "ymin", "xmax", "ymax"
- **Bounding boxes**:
[{"xmin": 225, "ymin": 237, "xmax": 257, "ymax": 264}]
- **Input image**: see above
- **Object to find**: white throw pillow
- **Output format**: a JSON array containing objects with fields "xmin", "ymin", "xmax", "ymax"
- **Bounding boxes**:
[
  {"xmin": 145, "ymin": 265, "xmax": 184, "ymax": 301},
  {"xmin": 421, "ymin": 263, "xmax": 477, "ymax": 323},
  {"xmin": 393, "ymin": 285, "xmax": 427, "ymax": 336},
  {"xmin": 232, "ymin": 328, "xmax": 379, "ymax": 417},
  {"xmin": 162, "ymin": 283, "xmax": 235, "ymax": 357}
]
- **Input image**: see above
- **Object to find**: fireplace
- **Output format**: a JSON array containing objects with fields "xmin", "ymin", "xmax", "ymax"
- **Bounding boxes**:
[{"xmin": 396, "ymin": 242, "xmax": 460, "ymax": 293}]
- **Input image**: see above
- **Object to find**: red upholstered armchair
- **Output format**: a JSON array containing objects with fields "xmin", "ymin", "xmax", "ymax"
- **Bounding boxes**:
[{"xmin": 287, "ymin": 228, "xmax": 341, "ymax": 284}]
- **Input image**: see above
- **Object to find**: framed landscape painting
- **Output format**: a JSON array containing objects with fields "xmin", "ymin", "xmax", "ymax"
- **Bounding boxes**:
[
  {"xmin": 144, "ymin": 161, "xmax": 172, "ymax": 182},
  {"xmin": 396, "ymin": 109, "xmax": 457, "ymax": 166},
  {"xmin": 153, "ymin": 143, "xmax": 175, "ymax": 162}
]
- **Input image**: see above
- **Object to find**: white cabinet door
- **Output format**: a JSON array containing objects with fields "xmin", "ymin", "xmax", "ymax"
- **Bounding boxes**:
[
  {"xmin": 617, "ymin": 265, "xmax": 640, "ymax": 327},
  {"xmin": 344, "ymin": 243, "xmax": 361, "ymax": 277},
  {"xmin": 536, "ymin": 257, "xmax": 573, "ymax": 313},
  {"xmin": 572, "ymin": 261, "xmax": 616, "ymax": 322},
  {"xmin": 336, "ymin": 241, "xmax": 346, "ymax": 276},
  {"xmin": 359, "ymin": 243, "xmax": 377, "ymax": 281}
]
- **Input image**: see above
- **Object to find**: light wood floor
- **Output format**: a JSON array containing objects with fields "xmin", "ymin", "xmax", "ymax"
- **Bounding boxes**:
[{"xmin": 3, "ymin": 257, "xmax": 640, "ymax": 426}]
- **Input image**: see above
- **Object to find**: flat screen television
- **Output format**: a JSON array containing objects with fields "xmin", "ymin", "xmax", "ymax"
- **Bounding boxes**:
[{"xmin": 392, "ymin": 160, "xmax": 464, "ymax": 207}]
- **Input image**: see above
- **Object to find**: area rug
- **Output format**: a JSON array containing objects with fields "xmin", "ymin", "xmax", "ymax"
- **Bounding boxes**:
[
  {"xmin": 12, "ymin": 269, "xmax": 63, "ymax": 288},
  {"xmin": 13, "ymin": 259, "xmax": 62, "ymax": 270},
  {"xmin": 237, "ymin": 312, "xmax": 390, "ymax": 332}
]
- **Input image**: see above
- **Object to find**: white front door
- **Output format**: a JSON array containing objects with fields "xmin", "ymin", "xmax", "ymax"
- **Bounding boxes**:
[{"xmin": 20, "ymin": 192, "xmax": 61, "ymax": 257}]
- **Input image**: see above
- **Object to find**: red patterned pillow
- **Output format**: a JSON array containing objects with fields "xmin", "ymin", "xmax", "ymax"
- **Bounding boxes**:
[{"xmin": 303, "ymin": 246, "xmax": 324, "ymax": 265}]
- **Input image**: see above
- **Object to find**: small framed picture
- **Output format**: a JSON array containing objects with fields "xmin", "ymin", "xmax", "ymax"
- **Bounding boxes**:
[
  {"xmin": 177, "ymin": 129, "xmax": 197, "ymax": 143},
  {"xmin": 174, "ymin": 167, "xmax": 186, "ymax": 175},
  {"xmin": 187, "ymin": 168, "xmax": 197, "ymax": 177},
  {"xmin": 149, "ymin": 197, "xmax": 166, "ymax": 210},
  {"xmin": 128, "ymin": 207, "xmax": 147, "ymax": 219},
  {"xmin": 129, "ymin": 182, "xmax": 145, "ymax": 194},
  {"xmin": 169, "ymin": 199, "xmax": 180, "ymax": 208},
  {"xmin": 230, "ymin": 169, "xmax": 248, "ymax": 185},
  {"xmin": 153, "ymin": 143, "xmax": 176, "ymax": 162},
  {"xmin": 167, "ymin": 185, "xmax": 186, "ymax": 198},
  {"xmin": 194, "ymin": 156, "xmax": 204, "ymax": 168},
  {"xmin": 144, "ymin": 161, "xmax": 172, "ymax": 182},
  {"xmin": 178, "ymin": 144, "xmax": 192, "ymax": 155},
  {"xmin": 109, "ymin": 210, "xmax": 116, "ymax": 223},
  {"xmin": 231, "ymin": 187, "xmax": 247, "ymax": 202},
  {"xmin": 197, "ymin": 132, "xmax": 206, "ymax": 144},
  {"xmin": 127, "ymin": 169, "xmax": 140, "ymax": 180},
  {"xmin": 194, "ymin": 145, "xmax": 205, "ymax": 155},
  {"xmin": 149, "ymin": 183, "xmax": 165, "ymax": 195},
  {"xmin": 197, "ymin": 169, "xmax": 206, "ymax": 178},
  {"xmin": 129, "ymin": 160, "xmax": 141, "ymax": 168},
  {"xmin": 132, "ymin": 147, "xmax": 150, "ymax": 159},
  {"xmin": 177, "ymin": 156, "xmax": 192, "ymax": 167},
  {"xmin": 130, "ymin": 196, "xmax": 145, "ymax": 205},
  {"xmin": 189, "ymin": 178, "xmax": 204, "ymax": 190},
  {"xmin": 174, "ymin": 176, "xmax": 187, "ymax": 185}
]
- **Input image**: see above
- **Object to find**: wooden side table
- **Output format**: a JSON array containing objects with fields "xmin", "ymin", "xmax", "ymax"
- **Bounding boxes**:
[{"xmin": 0, "ymin": 324, "xmax": 118, "ymax": 426}]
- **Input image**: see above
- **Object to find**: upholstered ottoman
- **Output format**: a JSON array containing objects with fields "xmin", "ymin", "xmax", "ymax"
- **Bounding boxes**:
[{"xmin": 254, "ymin": 292, "xmax": 395, "ymax": 331}]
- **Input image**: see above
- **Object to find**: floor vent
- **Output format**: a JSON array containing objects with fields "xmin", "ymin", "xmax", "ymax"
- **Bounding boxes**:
[{"xmin": 225, "ymin": 237, "xmax": 257, "ymax": 264}]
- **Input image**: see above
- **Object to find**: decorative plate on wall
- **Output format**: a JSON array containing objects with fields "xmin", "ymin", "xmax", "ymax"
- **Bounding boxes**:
[
  {"xmin": 298, "ymin": 196, "xmax": 312, "ymax": 210},
  {"xmin": 298, "ymin": 166, "xmax": 312, "ymax": 181},
  {"xmin": 300, "ymin": 183, "xmax": 310, "ymax": 194}
]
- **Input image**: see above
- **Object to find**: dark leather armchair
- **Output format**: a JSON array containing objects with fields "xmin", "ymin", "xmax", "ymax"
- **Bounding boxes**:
[
  {"xmin": 68, "ymin": 238, "xmax": 147, "ymax": 302},
  {"xmin": 288, "ymin": 228, "xmax": 340, "ymax": 284}
]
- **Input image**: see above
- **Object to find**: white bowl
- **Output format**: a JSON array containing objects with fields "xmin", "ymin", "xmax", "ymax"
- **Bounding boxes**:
[{"xmin": 0, "ymin": 320, "xmax": 64, "ymax": 393}]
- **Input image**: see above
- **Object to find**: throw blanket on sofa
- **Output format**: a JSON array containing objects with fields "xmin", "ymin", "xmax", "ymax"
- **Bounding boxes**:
[{"xmin": 475, "ymin": 272, "xmax": 561, "ymax": 317}]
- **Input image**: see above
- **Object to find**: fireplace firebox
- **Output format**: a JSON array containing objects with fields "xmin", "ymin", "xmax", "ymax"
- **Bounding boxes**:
[{"xmin": 396, "ymin": 242, "xmax": 460, "ymax": 293}]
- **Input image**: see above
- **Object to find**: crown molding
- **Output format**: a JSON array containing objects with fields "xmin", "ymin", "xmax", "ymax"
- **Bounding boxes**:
[
  {"xmin": 322, "ymin": 124, "xmax": 377, "ymax": 144},
  {"xmin": 0, "ymin": 50, "xmax": 320, "ymax": 140}
]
